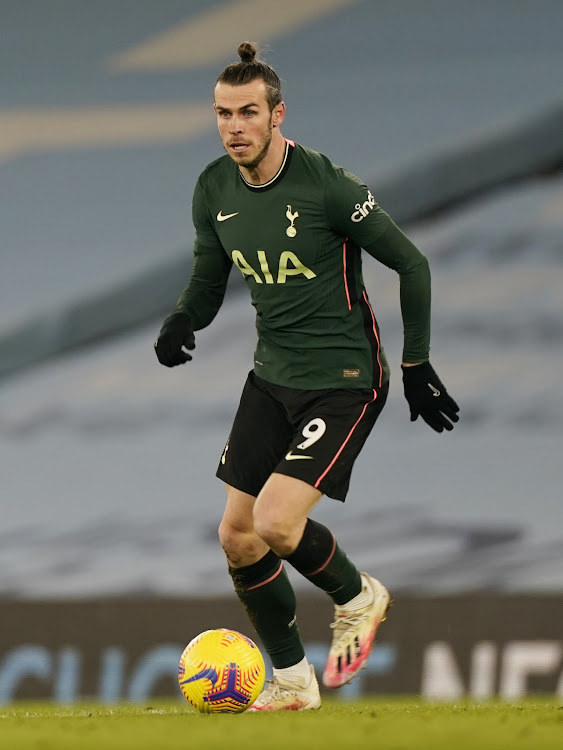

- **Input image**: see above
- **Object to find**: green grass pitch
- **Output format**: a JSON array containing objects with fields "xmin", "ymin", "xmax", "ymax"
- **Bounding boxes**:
[{"xmin": 1, "ymin": 699, "xmax": 561, "ymax": 750}]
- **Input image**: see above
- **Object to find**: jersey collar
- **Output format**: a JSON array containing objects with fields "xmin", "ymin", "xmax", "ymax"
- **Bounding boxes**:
[{"xmin": 239, "ymin": 139, "xmax": 295, "ymax": 192}]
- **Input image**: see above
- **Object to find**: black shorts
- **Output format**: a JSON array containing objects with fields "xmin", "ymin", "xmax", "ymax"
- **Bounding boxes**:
[{"xmin": 216, "ymin": 371, "xmax": 389, "ymax": 502}]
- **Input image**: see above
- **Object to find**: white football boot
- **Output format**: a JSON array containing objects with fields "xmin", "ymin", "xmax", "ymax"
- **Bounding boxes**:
[
  {"xmin": 246, "ymin": 664, "xmax": 321, "ymax": 712},
  {"xmin": 323, "ymin": 573, "xmax": 391, "ymax": 689}
]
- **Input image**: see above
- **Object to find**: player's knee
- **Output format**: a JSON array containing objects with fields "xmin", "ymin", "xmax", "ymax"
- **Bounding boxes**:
[
  {"xmin": 218, "ymin": 521, "xmax": 264, "ymax": 567},
  {"xmin": 218, "ymin": 520, "xmax": 244, "ymax": 556},
  {"xmin": 252, "ymin": 508, "xmax": 294, "ymax": 557}
]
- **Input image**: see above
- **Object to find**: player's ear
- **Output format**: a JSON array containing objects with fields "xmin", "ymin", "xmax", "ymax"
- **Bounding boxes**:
[{"xmin": 272, "ymin": 101, "xmax": 285, "ymax": 128}]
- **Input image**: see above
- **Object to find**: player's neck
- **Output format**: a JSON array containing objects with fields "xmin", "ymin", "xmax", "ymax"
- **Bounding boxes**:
[{"xmin": 239, "ymin": 130, "xmax": 286, "ymax": 186}]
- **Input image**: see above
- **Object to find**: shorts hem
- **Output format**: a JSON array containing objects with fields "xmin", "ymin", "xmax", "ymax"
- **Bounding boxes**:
[{"xmin": 215, "ymin": 468, "xmax": 262, "ymax": 499}]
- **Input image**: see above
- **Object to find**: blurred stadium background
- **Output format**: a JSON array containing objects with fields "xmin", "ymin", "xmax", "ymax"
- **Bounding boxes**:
[{"xmin": 1, "ymin": 0, "xmax": 562, "ymax": 704}]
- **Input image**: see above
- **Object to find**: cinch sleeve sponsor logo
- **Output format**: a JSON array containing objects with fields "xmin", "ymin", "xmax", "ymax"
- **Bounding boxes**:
[{"xmin": 351, "ymin": 191, "xmax": 377, "ymax": 222}]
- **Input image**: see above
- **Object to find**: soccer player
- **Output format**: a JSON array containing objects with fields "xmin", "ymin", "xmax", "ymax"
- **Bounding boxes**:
[{"xmin": 155, "ymin": 42, "xmax": 459, "ymax": 711}]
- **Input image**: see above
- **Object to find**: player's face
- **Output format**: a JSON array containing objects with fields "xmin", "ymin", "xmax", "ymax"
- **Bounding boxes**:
[{"xmin": 214, "ymin": 81, "xmax": 284, "ymax": 169}]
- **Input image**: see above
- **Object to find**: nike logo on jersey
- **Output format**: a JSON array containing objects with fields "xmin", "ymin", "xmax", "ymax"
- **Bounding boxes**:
[
  {"xmin": 285, "ymin": 451, "xmax": 313, "ymax": 461},
  {"xmin": 217, "ymin": 211, "xmax": 239, "ymax": 222}
]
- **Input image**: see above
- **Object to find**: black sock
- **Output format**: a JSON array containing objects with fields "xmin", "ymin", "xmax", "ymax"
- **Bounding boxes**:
[
  {"xmin": 229, "ymin": 550, "xmax": 305, "ymax": 669},
  {"xmin": 284, "ymin": 519, "xmax": 362, "ymax": 605}
]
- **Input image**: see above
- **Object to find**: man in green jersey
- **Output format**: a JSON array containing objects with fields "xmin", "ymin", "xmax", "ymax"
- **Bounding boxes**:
[{"xmin": 155, "ymin": 41, "xmax": 459, "ymax": 711}]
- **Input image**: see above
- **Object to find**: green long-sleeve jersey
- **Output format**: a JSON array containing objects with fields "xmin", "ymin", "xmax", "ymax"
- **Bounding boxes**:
[{"xmin": 174, "ymin": 139, "xmax": 430, "ymax": 390}]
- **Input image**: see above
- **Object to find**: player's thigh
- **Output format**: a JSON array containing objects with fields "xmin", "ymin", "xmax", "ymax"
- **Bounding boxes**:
[
  {"xmin": 219, "ymin": 484, "xmax": 270, "ymax": 567},
  {"xmin": 220, "ymin": 484, "xmax": 256, "ymax": 534},
  {"xmin": 253, "ymin": 473, "xmax": 322, "ymax": 550},
  {"xmin": 274, "ymin": 381, "xmax": 389, "ymax": 501},
  {"xmin": 216, "ymin": 371, "xmax": 293, "ymax": 499}
]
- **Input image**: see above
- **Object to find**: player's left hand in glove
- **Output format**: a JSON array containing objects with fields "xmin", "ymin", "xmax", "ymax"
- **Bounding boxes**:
[
  {"xmin": 402, "ymin": 361, "xmax": 460, "ymax": 433},
  {"xmin": 154, "ymin": 311, "xmax": 195, "ymax": 367}
]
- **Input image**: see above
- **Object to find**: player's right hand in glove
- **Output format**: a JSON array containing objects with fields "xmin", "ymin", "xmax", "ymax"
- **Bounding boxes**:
[
  {"xmin": 402, "ymin": 361, "xmax": 459, "ymax": 433},
  {"xmin": 154, "ymin": 311, "xmax": 195, "ymax": 367}
]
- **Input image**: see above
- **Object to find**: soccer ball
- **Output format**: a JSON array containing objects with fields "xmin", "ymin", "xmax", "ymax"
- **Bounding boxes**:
[{"xmin": 178, "ymin": 628, "xmax": 265, "ymax": 713}]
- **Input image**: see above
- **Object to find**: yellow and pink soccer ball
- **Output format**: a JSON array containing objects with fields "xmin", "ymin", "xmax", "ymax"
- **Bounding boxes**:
[{"xmin": 178, "ymin": 628, "xmax": 266, "ymax": 713}]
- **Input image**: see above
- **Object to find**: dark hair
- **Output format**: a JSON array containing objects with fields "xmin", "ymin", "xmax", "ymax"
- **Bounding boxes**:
[{"xmin": 216, "ymin": 42, "xmax": 282, "ymax": 111}]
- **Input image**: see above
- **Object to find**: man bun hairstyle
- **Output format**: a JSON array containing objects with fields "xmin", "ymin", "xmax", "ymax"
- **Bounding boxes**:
[
  {"xmin": 238, "ymin": 41, "xmax": 257, "ymax": 63},
  {"xmin": 216, "ymin": 41, "xmax": 282, "ymax": 111}
]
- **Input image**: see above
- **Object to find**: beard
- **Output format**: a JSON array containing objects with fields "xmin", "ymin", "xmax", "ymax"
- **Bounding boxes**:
[
  {"xmin": 223, "ymin": 116, "xmax": 273, "ymax": 170},
  {"xmin": 237, "ymin": 131, "xmax": 272, "ymax": 169}
]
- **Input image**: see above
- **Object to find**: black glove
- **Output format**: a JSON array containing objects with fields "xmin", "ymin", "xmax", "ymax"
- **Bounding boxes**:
[
  {"xmin": 402, "ymin": 361, "xmax": 459, "ymax": 433},
  {"xmin": 154, "ymin": 312, "xmax": 195, "ymax": 367}
]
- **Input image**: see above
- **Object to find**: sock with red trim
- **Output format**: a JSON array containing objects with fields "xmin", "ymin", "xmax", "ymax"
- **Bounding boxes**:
[
  {"xmin": 284, "ymin": 519, "xmax": 362, "ymax": 606},
  {"xmin": 229, "ymin": 549, "xmax": 305, "ymax": 669}
]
